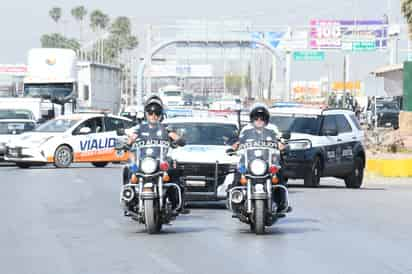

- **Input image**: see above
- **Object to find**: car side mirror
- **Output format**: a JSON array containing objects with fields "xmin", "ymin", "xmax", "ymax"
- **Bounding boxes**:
[
  {"xmin": 116, "ymin": 128, "xmax": 126, "ymax": 136},
  {"xmin": 79, "ymin": 127, "xmax": 92, "ymax": 135},
  {"xmin": 281, "ymin": 131, "xmax": 291, "ymax": 140},
  {"xmin": 324, "ymin": 129, "xmax": 338, "ymax": 136}
]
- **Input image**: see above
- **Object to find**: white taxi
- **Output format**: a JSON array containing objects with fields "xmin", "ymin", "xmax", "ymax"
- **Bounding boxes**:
[
  {"xmin": 5, "ymin": 113, "xmax": 134, "ymax": 168},
  {"xmin": 0, "ymin": 119, "xmax": 37, "ymax": 161}
]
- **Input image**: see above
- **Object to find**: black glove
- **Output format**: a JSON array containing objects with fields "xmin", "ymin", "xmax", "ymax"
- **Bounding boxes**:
[
  {"xmin": 175, "ymin": 138, "xmax": 186, "ymax": 147},
  {"xmin": 226, "ymin": 148, "xmax": 236, "ymax": 155}
]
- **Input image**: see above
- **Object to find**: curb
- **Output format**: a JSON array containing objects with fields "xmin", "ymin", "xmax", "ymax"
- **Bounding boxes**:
[{"xmin": 366, "ymin": 159, "xmax": 412, "ymax": 177}]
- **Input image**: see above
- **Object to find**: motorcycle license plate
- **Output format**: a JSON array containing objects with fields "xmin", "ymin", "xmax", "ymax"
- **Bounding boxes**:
[{"xmin": 186, "ymin": 180, "xmax": 206, "ymax": 187}]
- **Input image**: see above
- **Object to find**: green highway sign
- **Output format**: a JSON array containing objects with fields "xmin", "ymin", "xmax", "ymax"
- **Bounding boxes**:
[
  {"xmin": 293, "ymin": 51, "xmax": 325, "ymax": 61},
  {"xmin": 352, "ymin": 41, "xmax": 376, "ymax": 52}
]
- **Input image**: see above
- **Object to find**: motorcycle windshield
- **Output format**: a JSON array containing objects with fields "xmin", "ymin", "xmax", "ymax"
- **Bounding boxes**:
[
  {"xmin": 133, "ymin": 139, "xmax": 170, "ymax": 162},
  {"xmin": 238, "ymin": 140, "xmax": 280, "ymax": 166}
]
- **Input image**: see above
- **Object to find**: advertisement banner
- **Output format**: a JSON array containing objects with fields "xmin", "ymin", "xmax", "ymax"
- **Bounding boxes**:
[
  {"xmin": 251, "ymin": 31, "xmax": 308, "ymax": 50},
  {"xmin": 0, "ymin": 65, "xmax": 27, "ymax": 75},
  {"xmin": 310, "ymin": 19, "xmax": 388, "ymax": 49},
  {"xmin": 292, "ymin": 81, "xmax": 321, "ymax": 99}
]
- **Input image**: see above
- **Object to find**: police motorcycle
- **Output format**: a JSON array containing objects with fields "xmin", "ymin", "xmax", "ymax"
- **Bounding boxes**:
[
  {"xmin": 116, "ymin": 129, "xmax": 184, "ymax": 234},
  {"xmin": 227, "ymin": 134, "xmax": 291, "ymax": 234}
]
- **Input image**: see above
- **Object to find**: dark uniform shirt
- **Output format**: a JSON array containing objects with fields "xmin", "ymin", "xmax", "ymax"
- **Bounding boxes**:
[
  {"xmin": 232, "ymin": 124, "xmax": 279, "ymax": 165},
  {"xmin": 229, "ymin": 124, "xmax": 278, "ymax": 145},
  {"xmin": 133, "ymin": 122, "xmax": 169, "ymax": 141}
]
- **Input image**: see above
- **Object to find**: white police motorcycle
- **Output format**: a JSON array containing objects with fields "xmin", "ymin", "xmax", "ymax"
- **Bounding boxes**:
[
  {"xmin": 117, "ymin": 131, "xmax": 183, "ymax": 234},
  {"xmin": 227, "ymin": 138, "xmax": 291, "ymax": 234}
]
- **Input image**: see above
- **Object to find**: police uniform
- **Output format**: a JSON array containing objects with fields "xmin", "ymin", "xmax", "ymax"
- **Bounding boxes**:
[
  {"xmin": 132, "ymin": 122, "xmax": 169, "ymax": 140},
  {"xmin": 132, "ymin": 121, "xmax": 183, "ymax": 209},
  {"xmin": 229, "ymin": 123, "xmax": 287, "ymax": 212}
]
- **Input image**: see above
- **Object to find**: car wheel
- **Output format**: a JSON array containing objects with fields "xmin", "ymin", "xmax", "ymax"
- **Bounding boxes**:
[
  {"xmin": 54, "ymin": 145, "xmax": 73, "ymax": 168},
  {"xmin": 304, "ymin": 156, "xmax": 321, "ymax": 187},
  {"xmin": 92, "ymin": 162, "xmax": 108, "ymax": 168},
  {"xmin": 344, "ymin": 157, "xmax": 364, "ymax": 189},
  {"xmin": 16, "ymin": 162, "xmax": 31, "ymax": 169}
]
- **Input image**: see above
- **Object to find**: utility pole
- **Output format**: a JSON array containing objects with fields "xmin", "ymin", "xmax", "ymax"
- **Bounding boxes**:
[
  {"xmin": 285, "ymin": 51, "xmax": 292, "ymax": 101},
  {"xmin": 343, "ymin": 54, "xmax": 347, "ymax": 108},
  {"xmin": 146, "ymin": 24, "xmax": 153, "ymax": 99}
]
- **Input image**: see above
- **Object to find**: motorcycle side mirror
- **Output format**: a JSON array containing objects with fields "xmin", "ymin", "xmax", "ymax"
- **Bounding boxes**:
[{"xmin": 116, "ymin": 128, "xmax": 126, "ymax": 136}]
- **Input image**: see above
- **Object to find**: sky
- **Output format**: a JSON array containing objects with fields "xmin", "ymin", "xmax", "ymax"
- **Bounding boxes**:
[{"xmin": 0, "ymin": 0, "xmax": 407, "ymax": 84}]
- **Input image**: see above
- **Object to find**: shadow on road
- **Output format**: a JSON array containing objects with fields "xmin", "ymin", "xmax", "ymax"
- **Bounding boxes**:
[
  {"xmin": 131, "ymin": 226, "xmax": 211, "ymax": 235},
  {"xmin": 187, "ymin": 202, "xmax": 227, "ymax": 210},
  {"xmin": 279, "ymin": 217, "xmax": 320, "ymax": 224},
  {"xmin": 238, "ymin": 226, "xmax": 321, "ymax": 236}
]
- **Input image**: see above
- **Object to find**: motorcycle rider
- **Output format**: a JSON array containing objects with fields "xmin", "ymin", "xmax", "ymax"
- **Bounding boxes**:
[
  {"xmin": 126, "ymin": 95, "xmax": 189, "ymax": 214},
  {"xmin": 228, "ymin": 103, "xmax": 289, "ymax": 214}
]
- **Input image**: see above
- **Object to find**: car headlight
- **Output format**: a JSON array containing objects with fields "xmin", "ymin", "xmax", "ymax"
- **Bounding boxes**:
[
  {"xmin": 141, "ymin": 157, "xmax": 157, "ymax": 174},
  {"xmin": 249, "ymin": 159, "xmax": 267, "ymax": 176},
  {"xmin": 288, "ymin": 140, "xmax": 312, "ymax": 150}
]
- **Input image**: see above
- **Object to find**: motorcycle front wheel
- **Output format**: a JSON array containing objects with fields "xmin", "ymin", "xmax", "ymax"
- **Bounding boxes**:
[
  {"xmin": 144, "ymin": 199, "xmax": 162, "ymax": 234},
  {"xmin": 254, "ymin": 200, "xmax": 266, "ymax": 235}
]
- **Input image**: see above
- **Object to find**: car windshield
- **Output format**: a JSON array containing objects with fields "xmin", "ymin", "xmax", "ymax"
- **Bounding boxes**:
[
  {"xmin": 163, "ymin": 91, "xmax": 182, "ymax": 97},
  {"xmin": 0, "ymin": 121, "xmax": 36, "ymax": 135},
  {"xmin": 35, "ymin": 118, "xmax": 80, "ymax": 133},
  {"xmin": 0, "ymin": 109, "xmax": 34, "ymax": 120},
  {"xmin": 24, "ymin": 83, "xmax": 73, "ymax": 99},
  {"xmin": 270, "ymin": 115, "xmax": 321, "ymax": 135},
  {"xmin": 167, "ymin": 123, "xmax": 238, "ymax": 146},
  {"xmin": 376, "ymin": 102, "xmax": 399, "ymax": 111}
]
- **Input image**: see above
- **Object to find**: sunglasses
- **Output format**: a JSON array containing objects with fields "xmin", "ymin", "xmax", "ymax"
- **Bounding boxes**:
[
  {"xmin": 252, "ymin": 115, "xmax": 265, "ymax": 121},
  {"xmin": 147, "ymin": 111, "xmax": 161, "ymax": 116}
]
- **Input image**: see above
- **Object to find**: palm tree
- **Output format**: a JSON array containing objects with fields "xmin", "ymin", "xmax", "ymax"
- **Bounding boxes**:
[
  {"xmin": 49, "ymin": 7, "xmax": 62, "ymax": 32},
  {"xmin": 71, "ymin": 6, "xmax": 87, "ymax": 42},
  {"xmin": 402, "ymin": 0, "xmax": 412, "ymax": 39},
  {"xmin": 90, "ymin": 10, "xmax": 110, "ymax": 33}
]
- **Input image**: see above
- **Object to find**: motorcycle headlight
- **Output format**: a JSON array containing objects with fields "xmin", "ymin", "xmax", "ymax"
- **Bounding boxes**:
[
  {"xmin": 141, "ymin": 157, "xmax": 157, "ymax": 174},
  {"xmin": 249, "ymin": 159, "xmax": 267, "ymax": 176},
  {"xmin": 288, "ymin": 140, "xmax": 312, "ymax": 150}
]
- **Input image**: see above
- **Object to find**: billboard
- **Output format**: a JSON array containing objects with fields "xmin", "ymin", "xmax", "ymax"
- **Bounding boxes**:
[
  {"xmin": 251, "ymin": 31, "xmax": 308, "ymax": 50},
  {"xmin": 292, "ymin": 81, "xmax": 321, "ymax": 99},
  {"xmin": 310, "ymin": 19, "xmax": 388, "ymax": 49},
  {"xmin": 0, "ymin": 65, "xmax": 27, "ymax": 75}
]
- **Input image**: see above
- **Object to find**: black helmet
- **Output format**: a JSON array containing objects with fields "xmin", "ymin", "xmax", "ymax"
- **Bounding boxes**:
[
  {"xmin": 249, "ymin": 103, "xmax": 270, "ymax": 125},
  {"xmin": 144, "ymin": 95, "xmax": 164, "ymax": 117}
]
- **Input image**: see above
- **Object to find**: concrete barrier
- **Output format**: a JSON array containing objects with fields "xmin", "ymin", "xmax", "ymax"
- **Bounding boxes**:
[{"xmin": 366, "ymin": 158, "xmax": 412, "ymax": 177}]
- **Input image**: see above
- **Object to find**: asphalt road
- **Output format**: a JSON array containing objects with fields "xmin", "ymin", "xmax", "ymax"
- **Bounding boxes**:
[{"xmin": 1, "ymin": 163, "xmax": 412, "ymax": 274}]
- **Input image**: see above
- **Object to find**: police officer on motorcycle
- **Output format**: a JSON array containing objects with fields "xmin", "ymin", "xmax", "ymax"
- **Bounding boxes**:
[
  {"xmin": 126, "ymin": 95, "xmax": 189, "ymax": 214},
  {"xmin": 228, "ymin": 103, "xmax": 289, "ymax": 214}
]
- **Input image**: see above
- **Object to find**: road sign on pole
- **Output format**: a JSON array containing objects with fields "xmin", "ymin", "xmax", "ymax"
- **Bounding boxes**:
[
  {"xmin": 293, "ymin": 51, "xmax": 325, "ymax": 61},
  {"xmin": 352, "ymin": 41, "xmax": 376, "ymax": 52}
]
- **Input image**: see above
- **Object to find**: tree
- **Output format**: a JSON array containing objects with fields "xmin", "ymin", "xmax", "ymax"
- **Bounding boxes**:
[
  {"xmin": 108, "ymin": 16, "xmax": 138, "ymax": 50},
  {"xmin": 402, "ymin": 0, "xmax": 412, "ymax": 39},
  {"xmin": 40, "ymin": 33, "xmax": 80, "ymax": 50},
  {"xmin": 90, "ymin": 10, "xmax": 110, "ymax": 33},
  {"xmin": 49, "ymin": 7, "xmax": 62, "ymax": 33},
  {"xmin": 71, "ymin": 6, "xmax": 87, "ymax": 42},
  {"xmin": 49, "ymin": 7, "xmax": 62, "ymax": 24},
  {"xmin": 225, "ymin": 74, "xmax": 245, "ymax": 95}
]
